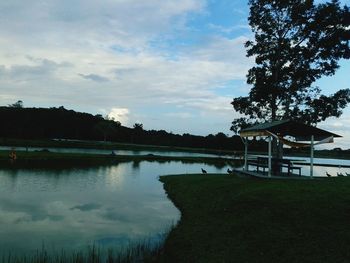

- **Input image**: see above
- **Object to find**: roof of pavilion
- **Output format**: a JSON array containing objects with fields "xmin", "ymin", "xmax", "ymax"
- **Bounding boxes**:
[{"xmin": 240, "ymin": 120, "xmax": 341, "ymax": 141}]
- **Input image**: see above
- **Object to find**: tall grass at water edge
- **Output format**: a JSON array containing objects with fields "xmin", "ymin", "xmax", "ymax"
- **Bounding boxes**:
[{"xmin": 1, "ymin": 235, "xmax": 168, "ymax": 263}]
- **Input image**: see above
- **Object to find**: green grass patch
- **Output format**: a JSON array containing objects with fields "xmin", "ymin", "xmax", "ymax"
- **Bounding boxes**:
[
  {"xmin": 159, "ymin": 174, "xmax": 350, "ymax": 263},
  {"xmin": 0, "ymin": 150, "xmax": 241, "ymax": 169},
  {"xmin": 0, "ymin": 138, "xmax": 239, "ymax": 156}
]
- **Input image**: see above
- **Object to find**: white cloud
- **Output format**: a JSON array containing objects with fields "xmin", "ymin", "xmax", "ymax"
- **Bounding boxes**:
[
  {"xmin": 0, "ymin": 0, "xmax": 205, "ymax": 51},
  {"xmin": 2, "ymin": 0, "xmax": 347, "ymax": 145},
  {"xmin": 318, "ymin": 112, "xmax": 350, "ymax": 150},
  {"xmin": 108, "ymin": 108, "xmax": 130, "ymax": 126},
  {"xmin": 0, "ymin": 58, "xmax": 71, "ymax": 81},
  {"xmin": 0, "ymin": 28, "xmax": 253, "ymax": 136}
]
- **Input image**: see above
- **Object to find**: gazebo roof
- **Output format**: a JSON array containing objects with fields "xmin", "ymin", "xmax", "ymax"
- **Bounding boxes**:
[{"xmin": 240, "ymin": 120, "xmax": 341, "ymax": 141}]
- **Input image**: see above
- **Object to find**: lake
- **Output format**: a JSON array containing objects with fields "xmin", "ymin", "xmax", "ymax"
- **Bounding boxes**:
[
  {"xmin": 0, "ymin": 161, "xmax": 228, "ymax": 257},
  {"xmin": 1, "ymin": 150, "xmax": 349, "ymax": 258}
]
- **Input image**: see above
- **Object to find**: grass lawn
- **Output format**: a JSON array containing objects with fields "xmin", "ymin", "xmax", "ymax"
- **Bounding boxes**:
[{"xmin": 159, "ymin": 174, "xmax": 350, "ymax": 263}]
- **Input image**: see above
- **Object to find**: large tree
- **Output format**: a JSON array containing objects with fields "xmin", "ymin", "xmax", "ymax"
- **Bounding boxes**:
[{"xmin": 231, "ymin": 0, "xmax": 350, "ymax": 134}]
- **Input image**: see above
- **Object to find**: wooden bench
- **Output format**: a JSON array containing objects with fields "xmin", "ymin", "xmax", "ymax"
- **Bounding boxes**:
[
  {"xmin": 248, "ymin": 157, "xmax": 301, "ymax": 176},
  {"xmin": 247, "ymin": 157, "xmax": 268, "ymax": 173},
  {"xmin": 273, "ymin": 158, "xmax": 301, "ymax": 176}
]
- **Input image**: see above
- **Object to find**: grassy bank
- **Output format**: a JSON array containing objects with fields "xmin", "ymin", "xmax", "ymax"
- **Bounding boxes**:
[
  {"xmin": 0, "ymin": 138, "xmax": 239, "ymax": 156},
  {"xmin": 159, "ymin": 174, "xmax": 350, "ymax": 263},
  {"xmin": 0, "ymin": 150, "xmax": 241, "ymax": 169}
]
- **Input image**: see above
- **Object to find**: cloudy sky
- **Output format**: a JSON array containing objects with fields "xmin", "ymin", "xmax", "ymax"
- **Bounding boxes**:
[{"xmin": 0, "ymin": 0, "xmax": 349, "ymax": 148}]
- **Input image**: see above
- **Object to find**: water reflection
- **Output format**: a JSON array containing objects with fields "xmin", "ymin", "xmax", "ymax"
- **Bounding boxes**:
[
  {"xmin": 299, "ymin": 164, "xmax": 350, "ymax": 177},
  {"xmin": 0, "ymin": 161, "xmax": 226, "ymax": 256},
  {"xmin": 292, "ymin": 157, "xmax": 350, "ymax": 177},
  {"xmin": 248, "ymin": 155, "xmax": 350, "ymax": 177}
]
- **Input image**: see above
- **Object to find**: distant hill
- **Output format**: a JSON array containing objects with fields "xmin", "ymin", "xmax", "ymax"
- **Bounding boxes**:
[{"xmin": 0, "ymin": 106, "xmax": 263, "ymax": 151}]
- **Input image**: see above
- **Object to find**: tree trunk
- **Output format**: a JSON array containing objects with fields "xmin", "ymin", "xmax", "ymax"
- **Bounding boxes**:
[{"xmin": 272, "ymin": 138, "xmax": 284, "ymax": 175}]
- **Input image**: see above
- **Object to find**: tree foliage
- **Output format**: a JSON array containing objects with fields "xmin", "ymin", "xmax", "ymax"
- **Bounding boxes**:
[
  {"xmin": 133, "ymin": 123, "xmax": 143, "ymax": 131},
  {"xmin": 94, "ymin": 120, "xmax": 120, "ymax": 142},
  {"xmin": 8, "ymin": 100, "xmax": 23, "ymax": 108},
  {"xmin": 0, "ymin": 106, "xmax": 251, "ymax": 151},
  {"xmin": 231, "ymin": 0, "xmax": 350, "ymax": 133}
]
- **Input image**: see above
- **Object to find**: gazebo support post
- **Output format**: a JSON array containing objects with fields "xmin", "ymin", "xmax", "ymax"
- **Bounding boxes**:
[
  {"xmin": 268, "ymin": 136, "xmax": 272, "ymax": 177},
  {"xmin": 244, "ymin": 138, "xmax": 248, "ymax": 171},
  {"xmin": 310, "ymin": 135, "xmax": 314, "ymax": 178}
]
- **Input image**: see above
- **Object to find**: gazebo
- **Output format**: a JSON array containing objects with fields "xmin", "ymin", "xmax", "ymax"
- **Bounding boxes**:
[{"xmin": 240, "ymin": 120, "xmax": 341, "ymax": 177}]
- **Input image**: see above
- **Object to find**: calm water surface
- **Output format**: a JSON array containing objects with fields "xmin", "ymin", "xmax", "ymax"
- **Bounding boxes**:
[
  {"xmin": 0, "ymin": 161, "xmax": 227, "ymax": 256},
  {"xmin": 1, "ymin": 151, "xmax": 349, "ymax": 256},
  {"xmin": 248, "ymin": 156, "xmax": 350, "ymax": 176},
  {"xmin": 296, "ymin": 157, "xmax": 350, "ymax": 177}
]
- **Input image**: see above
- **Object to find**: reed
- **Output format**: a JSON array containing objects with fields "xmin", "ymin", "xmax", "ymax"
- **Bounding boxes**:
[{"xmin": 1, "ymin": 236, "xmax": 166, "ymax": 263}]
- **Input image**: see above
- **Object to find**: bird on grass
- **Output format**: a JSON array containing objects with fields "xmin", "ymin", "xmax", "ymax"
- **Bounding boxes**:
[
  {"xmin": 201, "ymin": 168, "xmax": 207, "ymax": 174},
  {"xmin": 337, "ymin": 172, "xmax": 345, "ymax": 177},
  {"xmin": 227, "ymin": 168, "xmax": 233, "ymax": 174},
  {"xmin": 346, "ymin": 172, "xmax": 350, "ymax": 176},
  {"xmin": 326, "ymin": 172, "xmax": 332, "ymax": 177}
]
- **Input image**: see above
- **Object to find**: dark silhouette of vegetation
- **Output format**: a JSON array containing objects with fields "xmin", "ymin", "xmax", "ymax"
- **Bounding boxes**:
[
  {"xmin": 133, "ymin": 123, "xmax": 143, "ymax": 130},
  {"xmin": 8, "ymin": 100, "xmax": 23, "ymax": 108},
  {"xmin": 94, "ymin": 117, "xmax": 120, "ymax": 142},
  {"xmin": 0, "ymin": 105, "xmax": 268, "ymax": 151}
]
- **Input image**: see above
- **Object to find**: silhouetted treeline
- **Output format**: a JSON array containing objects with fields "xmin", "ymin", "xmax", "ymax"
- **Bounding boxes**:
[{"xmin": 0, "ymin": 106, "xmax": 267, "ymax": 151}]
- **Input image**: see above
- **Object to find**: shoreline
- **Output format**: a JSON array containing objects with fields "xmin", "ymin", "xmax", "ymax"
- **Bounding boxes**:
[
  {"xmin": 0, "ymin": 150, "xmax": 242, "ymax": 169},
  {"xmin": 1, "ymin": 138, "xmax": 350, "ymax": 160},
  {"xmin": 0, "ymin": 138, "xmax": 240, "ymax": 156}
]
